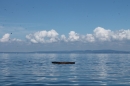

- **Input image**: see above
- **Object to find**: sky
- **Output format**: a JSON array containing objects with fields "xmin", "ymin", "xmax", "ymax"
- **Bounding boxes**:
[{"xmin": 0, "ymin": 0, "xmax": 130, "ymax": 52}]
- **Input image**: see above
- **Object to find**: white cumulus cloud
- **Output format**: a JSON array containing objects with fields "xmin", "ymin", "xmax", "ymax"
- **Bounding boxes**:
[
  {"xmin": 93, "ymin": 27, "xmax": 112, "ymax": 41},
  {"xmin": 68, "ymin": 31, "xmax": 79, "ymax": 42},
  {"xmin": 92, "ymin": 27, "xmax": 130, "ymax": 42},
  {"xmin": 111, "ymin": 29, "xmax": 130, "ymax": 41},
  {"xmin": 85, "ymin": 34, "xmax": 95, "ymax": 42},
  {"xmin": 0, "ymin": 33, "xmax": 22, "ymax": 42},
  {"xmin": 25, "ymin": 27, "xmax": 130, "ymax": 44},
  {"xmin": 26, "ymin": 29, "xmax": 59, "ymax": 43},
  {"xmin": 0, "ymin": 33, "xmax": 10, "ymax": 42}
]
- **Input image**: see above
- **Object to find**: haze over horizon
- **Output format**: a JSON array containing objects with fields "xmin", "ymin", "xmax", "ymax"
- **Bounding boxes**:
[{"xmin": 0, "ymin": 0, "xmax": 130, "ymax": 52}]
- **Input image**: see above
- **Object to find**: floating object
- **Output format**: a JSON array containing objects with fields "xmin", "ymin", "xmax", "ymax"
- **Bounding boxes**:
[{"xmin": 52, "ymin": 61, "xmax": 75, "ymax": 64}]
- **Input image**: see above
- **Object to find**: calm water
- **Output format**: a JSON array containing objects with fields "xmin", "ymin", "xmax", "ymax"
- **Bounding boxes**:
[{"xmin": 0, "ymin": 53, "xmax": 130, "ymax": 86}]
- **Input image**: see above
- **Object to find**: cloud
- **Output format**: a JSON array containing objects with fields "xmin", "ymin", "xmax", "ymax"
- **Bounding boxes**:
[
  {"xmin": 26, "ymin": 29, "xmax": 59, "ymax": 43},
  {"xmin": 0, "ymin": 33, "xmax": 22, "ymax": 42},
  {"xmin": 1, "ymin": 26, "xmax": 128, "ymax": 43},
  {"xmin": 93, "ymin": 27, "xmax": 111, "ymax": 41},
  {"xmin": 0, "ymin": 33, "xmax": 10, "ymax": 42},
  {"xmin": 111, "ymin": 29, "xmax": 130, "ymax": 41},
  {"xmin": 26, "ymin": 30, "xmax": 80, "ymax": 43},
  {"xmin": 1, "ymin": 27, "xmax": 130, "ymax": 52},
  {"xmin": 61, "ymin": 35, "xmax": 68, "ymax": 42},
  {"xmin": 25, "ymin": 27, "xmax": 130, "ymax": 44},
  {"xmin": 85, "ymin": 34, "xmax": 95, "ymax": 42},
  {"xmin": 93, "ymin": 27, "xmax": 130, "ymax": 41},
  {"xmin": 60, "ymin": 31, "xmax": 80, "ymax": 42},
  {"xmin": 68, "ymin": 31, "xmax": 80, "ymax": 42}
]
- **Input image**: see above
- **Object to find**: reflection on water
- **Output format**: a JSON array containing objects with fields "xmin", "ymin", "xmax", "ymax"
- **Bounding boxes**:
[
  {"xmin": 0, "ymin": 53, "xmax": 130, "ymax": 85},
  {"xmin": 95, "ymin": 54, "xmax": 108, "ymax": 85}
]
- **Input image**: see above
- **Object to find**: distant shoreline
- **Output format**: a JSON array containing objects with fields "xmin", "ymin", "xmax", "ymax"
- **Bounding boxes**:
[{"xmin": 0, "ymin": 50, "xmax": 130, "ymax": 54}]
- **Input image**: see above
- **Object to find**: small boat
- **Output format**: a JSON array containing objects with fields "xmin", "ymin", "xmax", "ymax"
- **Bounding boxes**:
[{"xmin": 52, "ymin": 61, "xmax": 75, "ymax": 64}]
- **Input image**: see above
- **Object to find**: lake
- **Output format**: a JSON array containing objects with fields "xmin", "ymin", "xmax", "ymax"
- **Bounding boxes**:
[{"xmin": 0, "ymin": 53, "xmax": 130, "ymax": 86}]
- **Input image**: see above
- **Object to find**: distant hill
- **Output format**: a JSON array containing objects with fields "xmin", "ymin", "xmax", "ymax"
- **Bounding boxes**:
[
  {"xmin": 34, "ymin": 50, "xmax": 130, "ymax": 54},
  {"xmin": 0, "ymin": 50, "xmax": 130, "ymax": 54}
]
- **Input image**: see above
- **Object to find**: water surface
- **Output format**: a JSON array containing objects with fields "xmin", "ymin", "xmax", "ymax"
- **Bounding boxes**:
[{"xmin": 0, "ymin": 53, "xmax": 130, "ymax": 86}]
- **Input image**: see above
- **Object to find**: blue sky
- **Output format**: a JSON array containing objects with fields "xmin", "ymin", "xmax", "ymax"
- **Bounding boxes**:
[{"xmin": 0, "ymin": 0, "xmax": 130, "ymax": 52}]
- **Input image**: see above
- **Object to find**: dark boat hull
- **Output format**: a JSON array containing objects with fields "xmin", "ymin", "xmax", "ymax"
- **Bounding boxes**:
[{"xmin": 52, "ymin": 61, "xmax": 75, "ymax": 64}]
